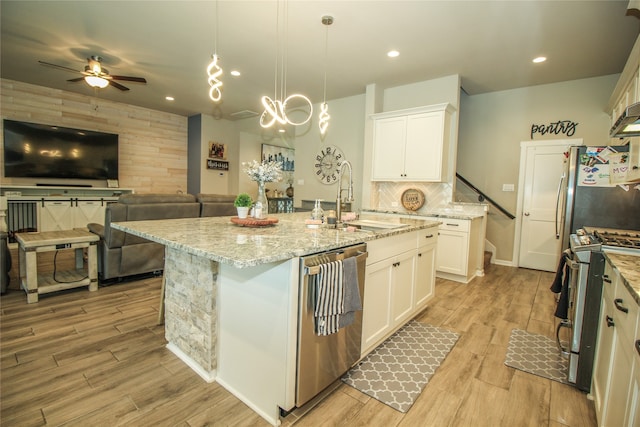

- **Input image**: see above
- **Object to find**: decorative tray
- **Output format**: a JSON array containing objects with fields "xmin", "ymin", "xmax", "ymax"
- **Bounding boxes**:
[
  {"xmin": 230, "ymin": 217, "xmax": 279, "ymax": 227},
  {"xmin": 401, "ymin": 188, "xmax": 426, "ymax": 211}
]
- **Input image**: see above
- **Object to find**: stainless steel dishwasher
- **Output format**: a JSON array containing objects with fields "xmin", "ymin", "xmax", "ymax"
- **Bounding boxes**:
[{"xmin": 296, "ymin": 243, "xmax": 367, "ymax": 407}]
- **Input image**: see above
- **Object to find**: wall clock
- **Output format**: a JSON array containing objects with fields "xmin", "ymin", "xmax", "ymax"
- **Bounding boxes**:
[{"xmin": 314, "ymin": 145, "xmax": 345, "ymax": 184}]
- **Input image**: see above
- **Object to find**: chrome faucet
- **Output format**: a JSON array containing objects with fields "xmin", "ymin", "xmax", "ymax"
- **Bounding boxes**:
[{"xmin": 336, "ymin": 160, "xmax": 354, "ymax": 224}]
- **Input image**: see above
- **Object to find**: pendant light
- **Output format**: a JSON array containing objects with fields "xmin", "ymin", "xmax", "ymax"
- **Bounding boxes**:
[
  {"xmin": 207, "ymin": 0, "xmax": 223, "ymax": 102},
  {"xmin": 319, "ymin": 15, "xmax": 333, "ymax": 135},
  {"xmin": 260, "ymin": 0, "xmax": 313, "ymax": 129}
]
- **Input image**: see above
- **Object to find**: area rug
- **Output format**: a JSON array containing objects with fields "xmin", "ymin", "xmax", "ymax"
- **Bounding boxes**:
[
  {"xmin": 341, "ymin": 320, "xmax": 459, "ymax": 412},
  {"xmin": 504, "ymin": 328, "xmax": 569, "ymax": 385}
]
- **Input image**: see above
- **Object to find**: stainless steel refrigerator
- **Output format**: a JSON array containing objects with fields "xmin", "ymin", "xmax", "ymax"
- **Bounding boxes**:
[{"xmin": 561, "ymin": 145, "xmax": 640, "ymax": 250}]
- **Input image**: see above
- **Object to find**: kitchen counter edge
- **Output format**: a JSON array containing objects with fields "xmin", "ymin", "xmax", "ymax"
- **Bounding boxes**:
[
  {"xmin": 111, "ymin": 212, "xmax": 440, "ymax": 269},
  {"xmin": 603, "ymin": 250, "xmax": 640, "ymax": 306}
]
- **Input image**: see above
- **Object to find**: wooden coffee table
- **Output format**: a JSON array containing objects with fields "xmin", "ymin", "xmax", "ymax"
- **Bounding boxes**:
[{"xmin": 15, "ymin": 229, "xmax": 99, "ymax": 303}]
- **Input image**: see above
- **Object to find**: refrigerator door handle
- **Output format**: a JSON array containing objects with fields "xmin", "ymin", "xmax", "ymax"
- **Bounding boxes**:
[{"xmin": 555, "ymin": 173, "xmax": 565, "ymax": 239}]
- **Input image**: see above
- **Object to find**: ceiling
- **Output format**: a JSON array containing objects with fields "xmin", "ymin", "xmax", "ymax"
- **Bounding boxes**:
[{"xmin": 1, "ymin": 1, "xmax": 639, "ymax": 121}]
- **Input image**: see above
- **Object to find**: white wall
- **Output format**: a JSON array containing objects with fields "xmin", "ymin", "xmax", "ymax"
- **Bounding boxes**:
[
  {"xmin": 457, "ymin": 74, "xmax": 618, "ymax": 262},
  {"xmin": 293, "ymin": 94, "xmax": 366, "ymax": 209}
]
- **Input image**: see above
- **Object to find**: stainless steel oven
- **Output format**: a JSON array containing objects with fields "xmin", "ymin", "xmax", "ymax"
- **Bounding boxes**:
[{"xmin": 556, "ymin": 228, "xmax": 640, "ymax": 391}]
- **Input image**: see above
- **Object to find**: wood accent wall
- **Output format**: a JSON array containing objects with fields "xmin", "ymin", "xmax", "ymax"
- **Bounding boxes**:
[{"xmin": 1, "ymin": 79, "xmax": 188, "ymax": 194}]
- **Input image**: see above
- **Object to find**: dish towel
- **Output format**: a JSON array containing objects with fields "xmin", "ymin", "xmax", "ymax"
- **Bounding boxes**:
[
  {"xmin": 551, "ymin": 249, "xmax": 572, "ymax": 319},
  {"xmin": 338, "ymin": 256, "xmax": 362, "ymax": 329},
  {"xmin": 314, "ymin": 260, "xmax": 344, "ymax": 336}
]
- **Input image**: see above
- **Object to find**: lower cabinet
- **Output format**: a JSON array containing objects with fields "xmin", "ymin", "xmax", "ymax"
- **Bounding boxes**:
[
  {"xmin": 361, "ymin": 228, "xmax": 438, "ymax": 357},
  {"xmin": 39, "ymin": 198, "xmax": 112, "ymax": 232},
  {"xmin": 593, "ymin": 257, "xmax": 639, "ymax": 427}
]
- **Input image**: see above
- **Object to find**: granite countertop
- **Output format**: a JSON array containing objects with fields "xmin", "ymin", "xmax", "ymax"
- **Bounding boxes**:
[
  {"xmin": 363, "ymin": 208, "xmax": 486, "ymax": 221},
  {"xmin": 604, "ymin": 251, "xmax": 640, "ymax": 306},
  {"xmin": 112, "ymin": 212, "xmax": 439, "ymax": 269}
]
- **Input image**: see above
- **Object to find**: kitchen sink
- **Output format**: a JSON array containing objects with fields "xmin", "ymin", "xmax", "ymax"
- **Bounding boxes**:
[{"xmin": 344, "ymin": 219, "xmax": 409, "ymax": 231}]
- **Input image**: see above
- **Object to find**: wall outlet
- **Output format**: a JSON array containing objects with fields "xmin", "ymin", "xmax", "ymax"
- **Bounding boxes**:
[
  {"xmin": 297, "ymin": 179, "xmax": 304, "ymax": 185},
  {"xmin": 502, "ymin": 183, "xmax": 515, "ymax": 192},
  {"xmin": 391, "ymin": 201, "xmax": 399, "ymax": 207}
]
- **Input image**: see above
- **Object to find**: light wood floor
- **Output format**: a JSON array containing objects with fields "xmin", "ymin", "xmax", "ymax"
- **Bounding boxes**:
[{"xmin": 1, "ymin": 262, "xmax": 597, "ymax": 426}]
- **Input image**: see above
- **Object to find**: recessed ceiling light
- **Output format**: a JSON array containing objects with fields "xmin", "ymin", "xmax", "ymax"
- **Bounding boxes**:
[
  {"xmin": 532, "ymin": 56, "xmax": 547, "ymax": 63},
  {"xmin": 387, "ymin": 50, "xmax": 400, "ymax": 58},
  {"xmin": 230, "ymin": 70, "xmax": 241, "ymax": 77},
  {"xmin": 165, "ymin": 96, "xmax": 175, "ymax": 101}
]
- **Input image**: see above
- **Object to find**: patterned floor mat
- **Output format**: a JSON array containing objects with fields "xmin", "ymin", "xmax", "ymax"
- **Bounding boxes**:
[
  {"xmin": 504, "ymin": 328, "xmax": 569, "ymax": 384},
  {"xmin": 341, "ymin": 321, "xmax": 459, "ymax": 413}
]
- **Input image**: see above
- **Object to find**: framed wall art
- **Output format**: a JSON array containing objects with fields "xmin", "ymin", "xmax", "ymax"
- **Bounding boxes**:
[
  {"xmin": 209, "ymin": 141, "xmax": 227, "ymax": 159},
  {"xmin": 261, "ymin": 143, "xmax": 294, "ymax": 171}
]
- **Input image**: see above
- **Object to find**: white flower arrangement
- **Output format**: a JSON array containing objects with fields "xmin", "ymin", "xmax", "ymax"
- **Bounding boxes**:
[{"xmin": 242, "ymin": 160, "xmax": 283, "ymax": 183}]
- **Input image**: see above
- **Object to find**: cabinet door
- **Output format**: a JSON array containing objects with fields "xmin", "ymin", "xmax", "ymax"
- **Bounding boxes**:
[
  {"xmin": 39, "ymin": 200, "xmax": 74, "ymax": 231},
  {"xmin": 361, "ymin": 259, "xmax": 394, "ymax": 355},
  {"xmin": 74, "ymin": 200, "xmax": 106, "ymax": 228},
  {"xmin": 415, "ymin": 243, "xmax": 436, "ymax": 309},
  {"xmin": 372, "ymin": 116, "xmax": 407, "ymax": 180},
  {"xmin": 436, "ymin": 230, "xmax": 469, "ymax": 275},
  {"xmin": 626, "ymin": 348, "xmax": 640, "ymax": 427},
  {"xmin": 390, "ymin": 251, "xmax": 416, "ymax": 326},
  {"xmin": 593, "ymin": 295, "xmax": 616, "ymax": 423},
  {"xmin": 404, "ymin": 112, "xmax": 444, "ymax": 181},
  {"xmin": 603, "ymin": 334, "xmax": 634, "ymax": 427}
]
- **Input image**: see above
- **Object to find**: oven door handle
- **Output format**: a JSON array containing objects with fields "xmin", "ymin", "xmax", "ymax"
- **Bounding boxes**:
[
  {"xmin": 555, "ymin": 173, "xmax": 565, "ymax": 239},
  {"xmin": 565, "ymin": 257, "xmax": 580, "ymax": 270},
  {"xmin": 556, "ymin": 319, "xmax": 571, "ymax": 356}
]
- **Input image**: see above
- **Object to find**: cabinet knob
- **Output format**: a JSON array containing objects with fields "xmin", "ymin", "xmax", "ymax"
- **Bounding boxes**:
[
  {"xmin": 636, "ymin": 340, "xmax": 640, "ymax": 356},
  {"xmin": 524, "ymin": 212, "xmax": 530, "ymax": 216},
  {"xmin": 603, "ymin": 275, "xmax": 611, "ymax": 284},
  {"xmin": 606, "ymin": 315, "xmax": 615, "ymax": 328}
]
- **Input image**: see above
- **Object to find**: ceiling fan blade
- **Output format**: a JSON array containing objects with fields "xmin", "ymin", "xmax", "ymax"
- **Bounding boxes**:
[
  {"xmin": 110, "ymin": 75, "xmax": 147, "ymax": 83},
  {"xmin": 67, "ymin": 77, "xmax": 85, "ymax": 82},
  {"xmin": 38, "ymin": 60, "xmax": 82, "ymax": 74},
  {"xmin": 109, "ymin": 80, "xmax": 130, "ymax": 91}
]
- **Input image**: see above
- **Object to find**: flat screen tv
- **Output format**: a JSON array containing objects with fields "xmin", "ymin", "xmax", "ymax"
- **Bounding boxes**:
[{"xmin": 3, "ymin": 119, "xmax": 118, "ymax": 180}]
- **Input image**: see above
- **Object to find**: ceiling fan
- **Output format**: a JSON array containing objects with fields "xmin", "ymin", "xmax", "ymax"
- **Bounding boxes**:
[{"xmin": 38, "ymin": 55, "xmax": 147, "ymax": 91}]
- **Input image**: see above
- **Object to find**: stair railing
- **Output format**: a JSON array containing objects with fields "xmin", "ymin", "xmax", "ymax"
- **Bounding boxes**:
[{"xmin": 455, "ymin": 173, "xmax": 516, "ymax": 220}]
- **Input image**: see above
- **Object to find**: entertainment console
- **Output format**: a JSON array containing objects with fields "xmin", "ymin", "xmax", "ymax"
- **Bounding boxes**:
[{"xmin": 0, "ymin": 185, "xmax": 134, "ymax": 243}]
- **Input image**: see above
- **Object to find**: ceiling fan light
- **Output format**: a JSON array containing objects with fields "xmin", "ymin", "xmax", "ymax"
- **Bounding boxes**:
[{"xmin": 84, "ymin": 75, "xmax": 109, "ymax": 88}]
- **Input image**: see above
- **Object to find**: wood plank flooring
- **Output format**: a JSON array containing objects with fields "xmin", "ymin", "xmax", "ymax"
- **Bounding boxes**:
[{"xmin": 0, "ymin": 263, "xmax": 597, "ymax": 426}]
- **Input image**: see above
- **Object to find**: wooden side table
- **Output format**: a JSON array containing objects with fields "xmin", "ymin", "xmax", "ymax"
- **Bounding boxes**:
[{"xmin": 15, "ymin": 229, "xmax": 99, "ymax": 303}]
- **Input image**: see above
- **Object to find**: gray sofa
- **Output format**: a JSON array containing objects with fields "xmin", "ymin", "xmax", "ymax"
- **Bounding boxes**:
[{"xmin": 87, "ymin": 193, "xmax": 235, "ymax": 282}]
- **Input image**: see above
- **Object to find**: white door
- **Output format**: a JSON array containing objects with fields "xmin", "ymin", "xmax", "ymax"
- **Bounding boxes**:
[{"xmin": 518, "ymin": 142, "xmax": 574, "ymax": 271}]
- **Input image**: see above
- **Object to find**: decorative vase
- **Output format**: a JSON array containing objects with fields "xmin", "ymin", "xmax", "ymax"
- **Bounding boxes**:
[
  {"xmin": 286, "ymin": 185, "xmax": 294, "ymax": 198},
  {"xmin": 254, "ymin": 181, "xmax": 268, "ymax": 219},
  {"xmin": 236, "ymin": 206, "xmax": 249, "ymax": 219}
]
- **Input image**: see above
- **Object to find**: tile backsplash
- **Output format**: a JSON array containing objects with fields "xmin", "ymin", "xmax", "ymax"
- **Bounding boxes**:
[{"xmin": 372, "ymin": 182, "xmax": 452, "ymax": 213}]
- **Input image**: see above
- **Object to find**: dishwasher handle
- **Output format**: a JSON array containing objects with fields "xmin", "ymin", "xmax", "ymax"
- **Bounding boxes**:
[{"xmin": 305, "ymin": 251, "xmax": 367, "ymax": 276}]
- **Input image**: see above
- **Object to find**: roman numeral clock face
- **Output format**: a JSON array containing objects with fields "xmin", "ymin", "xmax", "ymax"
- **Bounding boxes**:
[{"xmin": 314, "ymin": 145, "xmax": 345, "ymax": 184}]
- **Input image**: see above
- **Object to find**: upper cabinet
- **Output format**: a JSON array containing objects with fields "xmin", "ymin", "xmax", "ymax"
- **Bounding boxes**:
[
  {"xmin": 609, "ymin": 34, "xmax": 640, "ymax": 182},
  {"xmin": 371, "ymin": 103, "xmax": 454, "ymax": 182}
]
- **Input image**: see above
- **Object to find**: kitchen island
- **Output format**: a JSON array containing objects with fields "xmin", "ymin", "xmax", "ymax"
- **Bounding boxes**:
[{"xmin": 112, "ymin": 212, "xmax": 439, "ymax": 425}]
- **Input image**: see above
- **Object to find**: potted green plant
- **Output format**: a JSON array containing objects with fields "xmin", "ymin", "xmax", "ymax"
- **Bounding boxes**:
[{"xmin": 234, "ymin": 193, "xmax": 252, "ymax": 219}]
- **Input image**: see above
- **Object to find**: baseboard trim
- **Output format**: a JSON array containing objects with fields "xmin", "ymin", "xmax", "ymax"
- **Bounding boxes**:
[
  {"xmin": 493, "ymin": 258, "xmax": 515, "ymax": 267},
  {"xmin": 166, "ymin": 342, "xmax": 216, "ymax": 383}
]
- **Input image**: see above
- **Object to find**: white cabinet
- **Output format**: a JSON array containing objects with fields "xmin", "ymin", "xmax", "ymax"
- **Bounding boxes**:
[
  {"xmin": 414, "ymin": 229, "xmax": 437, "ymax": 307},
  {"xmin": 38, "ymin": 198, "xmax": 111, "ymax": 231},
  {"xmin": 371, "ymin": 104, "xmax": 454, "ymax": 182},
  {"xmin": 361, "ymin": 227, "xmax": 438, "ymax": 356},
  {"xmin": 39, "ymin": 200, "xmax": 75, "ymax": 231},
  {"xmin": 593, "ymin": 257, "xmax": 639, "ymax": 427},
  {"xmin": 425, "ymin": 216, "xmax": 484, "ymax": 283}
]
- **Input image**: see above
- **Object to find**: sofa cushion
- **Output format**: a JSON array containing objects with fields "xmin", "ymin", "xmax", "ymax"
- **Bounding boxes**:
[
  {"xmin": 119, "ymin": 193, "xmax": 197, "ymax": 204},
  {"xmin": 197, "ymin": 193, "xmax": 236, "ymax": 217}
]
